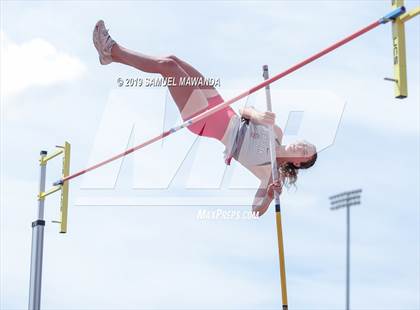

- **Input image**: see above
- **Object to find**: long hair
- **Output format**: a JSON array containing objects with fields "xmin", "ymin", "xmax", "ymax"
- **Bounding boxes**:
[{"xmin": 279, "ymin": 152, "xmax": 317, "ymax": 186}]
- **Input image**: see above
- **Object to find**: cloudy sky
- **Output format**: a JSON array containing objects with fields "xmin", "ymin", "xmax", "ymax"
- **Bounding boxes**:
[{"xmin": 1, "ymin": 1, "xmax": 419, "ymax": 309}]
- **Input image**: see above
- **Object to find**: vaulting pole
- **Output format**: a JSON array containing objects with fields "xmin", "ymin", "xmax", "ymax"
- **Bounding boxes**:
[
  {"xmin": 262, "ymin": 65, "xmax": 288, "ymax": 309},
  {"xmin": 55, "ymin": 7, "xmax": 405, "ymax": 186}
]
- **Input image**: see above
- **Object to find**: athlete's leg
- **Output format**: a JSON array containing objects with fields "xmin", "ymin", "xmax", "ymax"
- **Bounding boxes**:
[
  {"xmin": 166, "ymin": 55, "xmax": 220, "ymax": 99},
  {"xmin": 166, "ymin": 55, "xmax": 237, "ymax": 143},
  {"xmin": 111, "ymin": 44, "xmax": 208, "ymax": 118}
]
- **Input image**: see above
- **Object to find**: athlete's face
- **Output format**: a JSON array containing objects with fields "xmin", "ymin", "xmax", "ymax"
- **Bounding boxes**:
[{"xmin": 284, "ymin": 141, "xmax": 316, "ymax": 167}]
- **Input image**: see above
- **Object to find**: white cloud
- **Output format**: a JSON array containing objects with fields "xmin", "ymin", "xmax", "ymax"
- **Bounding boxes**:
[{"xmin": 0, "ymin": 31, "xmax": 86, "ymax": 97}]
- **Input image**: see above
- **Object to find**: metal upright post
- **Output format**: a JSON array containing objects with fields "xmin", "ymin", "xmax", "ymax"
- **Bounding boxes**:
[
  {"xmin": 28, "ymin": 142, "xmax": 71, "ymax": 309},
  {"xmin": 346, "ymin": 198, "xmax": 350, "ymax": 310},
  {"xmin": 28, "ymin": 151, "xmax": 48, "ymax": 310},
  {"xmin": 263, "ymin": 65, "xmax": 288, "ymax": 310},
  {"xmin": 330, "ymin": 189, "xmax": 362, "ymax": 310}
]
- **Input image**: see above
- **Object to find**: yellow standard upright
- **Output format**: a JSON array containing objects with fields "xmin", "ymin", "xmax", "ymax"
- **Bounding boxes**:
[{"xmin": 391, "ymin": 0, "xmax": 420, "ymax": 98}]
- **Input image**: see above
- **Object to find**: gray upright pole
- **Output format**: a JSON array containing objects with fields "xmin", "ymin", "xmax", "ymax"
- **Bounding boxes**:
[
  {"xmin": 346, "ymin": 203, "xmax": 350, "ymax": 310},
  {"xmin": 28, "ymin": 150, "xmax": 48, "ymax": 310}
]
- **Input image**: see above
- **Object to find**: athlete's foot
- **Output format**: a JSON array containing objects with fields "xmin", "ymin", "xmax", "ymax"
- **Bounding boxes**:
[{"xmin": 92, "ymin": 20, "xmax": 116, "ymax": 65}]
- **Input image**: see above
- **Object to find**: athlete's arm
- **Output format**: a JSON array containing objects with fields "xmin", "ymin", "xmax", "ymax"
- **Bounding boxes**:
[
  {"xmin": 273, "ymin": 124, "xmax": 283, "ymax": 143},
  {"xmin": 239, "ymin": 106, "xmax": 275, "ymax": 126},
  {"xmin": 252, "ymin": 180, "xmax": 282, "ymax": 216}
]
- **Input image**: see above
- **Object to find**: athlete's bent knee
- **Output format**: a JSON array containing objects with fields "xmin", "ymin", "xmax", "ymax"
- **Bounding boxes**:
[
  {"xmin": 167, "ymin": 55, "xmax": 180, "ymax": 63},
  {"xmin": 157, "ymin": 57, "xmax": 179, "ymax": 73}
]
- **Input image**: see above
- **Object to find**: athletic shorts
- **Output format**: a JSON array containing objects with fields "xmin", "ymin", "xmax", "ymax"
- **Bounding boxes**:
[{"xmin": 184, "ymin": 95, "xmax": 236, "ymax": 141}]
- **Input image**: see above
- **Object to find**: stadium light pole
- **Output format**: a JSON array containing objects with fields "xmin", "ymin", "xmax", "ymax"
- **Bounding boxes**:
[{"xmin": 329, "ymin": 189, "xmax": 362, "ymax": 310}]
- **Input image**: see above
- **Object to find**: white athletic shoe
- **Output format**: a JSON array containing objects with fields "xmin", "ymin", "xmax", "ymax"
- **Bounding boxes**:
[{"xmin": 93, "ymin": 20, "xmax": 116, "ymax": 65}]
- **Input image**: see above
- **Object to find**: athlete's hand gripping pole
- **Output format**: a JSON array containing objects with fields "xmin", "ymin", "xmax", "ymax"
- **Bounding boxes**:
[{"xmin": 262, "ymin": 65, "xmax": 288, "ymax": 310}]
